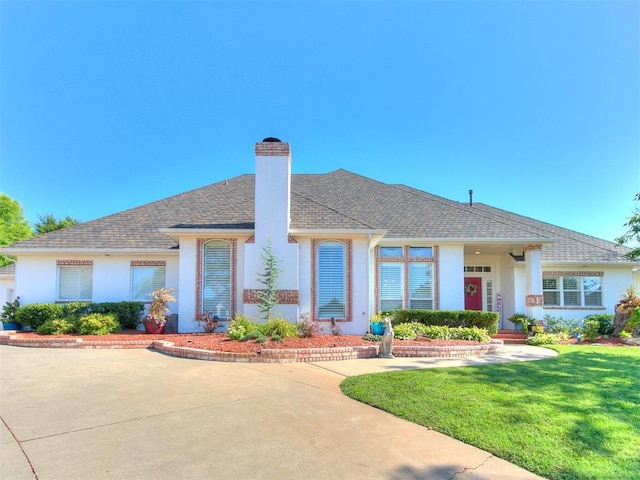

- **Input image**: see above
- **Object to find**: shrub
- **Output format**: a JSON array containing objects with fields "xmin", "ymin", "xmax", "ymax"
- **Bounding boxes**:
[
  {"xmin": 271, "ymin": 334, "xmax": 282, "ymax": 342},
  {"xmin": 383, "ymin": 309, "xmax": 498, "ymax": 335},
  {"xmin": 583, "ymin": 313, "xmax": 614, "ymax": 336},
  {"xmin": 582, "ymin": 318, "xmax": 601, "ymax": 341},
  {"xmin": 62, "ymin": 302, "xmax": 92, "ymax": 318},
  {"xmin": 37, "ymin": 318, "xmax": 77, "ymax": 335},
  {"xmin": 90, "ymin": 302, "xmax": 144, "ymax": 330},
  {"xmin": 363, "ymin": 333, "xmax": 381, "ymax": 342},
  {"xmin": 76, "ymin": 313, "xmax": 120, "ymax": 335},
  {"xmin": 15, "ymin": 303, "xmax": 65, "ymax": 330},
  {"xmin": 393, "ymin": 323, "xmax": 418, "ymax": 340},
  {"xmin": 240, "ymin": 331, "xmax": 266, "ymax": 343},
  {"xmin": 543, "ymin": 315, "xmax": 582, "ymax": 336},
  {"xmin": 297, "ymin": 312, "xmax": 321, "ymax": 338},
  {"xmin": 391, "ymin": 323, "xmax": 491, "ymax": 342},
  {"xmin": 228, "ymin": 314, "xmax": 259, "ymax": 341},
  {"xmin": 531, "ymin": 325, "xmax": 545, "ymax": 335},
  {"xmin": 258, "ymin": 317, "xmax": 299, "ymax": 339},
  {"xmin": 526, "ymin": 332, "xmax": 568, "ymax": 345},
  {"xmin": 449, "ymin": 326, "xmax": 491, "ymax": 342}
]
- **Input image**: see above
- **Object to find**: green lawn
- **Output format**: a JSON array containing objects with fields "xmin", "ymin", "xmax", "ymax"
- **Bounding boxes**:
[{"xmin": 341, "ymin": 346, "xmax": 640, "ymax": 480}]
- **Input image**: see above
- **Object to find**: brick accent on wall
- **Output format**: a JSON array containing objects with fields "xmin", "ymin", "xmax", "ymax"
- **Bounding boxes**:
[
  {"xmin": 543, "ymin": 271, "xmax": 603, "ymax": 277},
  {"xmin": 57, "ymin": 260, "xmax": 93, "ymax": 266},
  {"xmin": 243, "ymin": 289, "xmax": 300, "ymax": 304},
  {"xmin": 254, "ymin": 142, "xmax": 290, "ymax": 157},
  {"xmin": 131, "ymin": 260, "xmax": 166, "ymax": 266},
  {"xmin": 523, "ymin": 243, "xmax": 542, "ymax": 252},
  {"xmin": 525, "ymin": 294, "xmax": 544, "ymax": 307}
]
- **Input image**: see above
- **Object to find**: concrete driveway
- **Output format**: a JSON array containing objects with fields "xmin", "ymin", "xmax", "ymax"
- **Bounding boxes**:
[{"xmin": 0, "ymin": 345, "xmax": 549, "ymax": 480}]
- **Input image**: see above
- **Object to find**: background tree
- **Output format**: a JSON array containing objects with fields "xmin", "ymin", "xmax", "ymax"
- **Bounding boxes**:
[
  {"xmin": 33, "ymin": 213, "xmax": 80, "ymax": 235},
  {"xmin": 615, "ymin": 192, "xmax": 640, "ymax": 260},
  {"xmin": 0, "ymin": 193, "xmax": 32, "ymax": 267}
]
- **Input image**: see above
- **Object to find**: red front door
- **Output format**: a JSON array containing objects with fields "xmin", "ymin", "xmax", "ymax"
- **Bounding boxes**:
[{"xmin": 464, "ymin": 277, "xmax": 483, "ymax": 310}]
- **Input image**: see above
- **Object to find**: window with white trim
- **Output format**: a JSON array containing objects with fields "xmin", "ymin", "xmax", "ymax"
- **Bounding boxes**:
[
  {"xmin": 131, "ymin": 266, "xmax": 166, "ymax": 301},
  {"xmin": 202, "ymin": 241, "xmax": 231, "ymax": 318},
  {"xmin": 58, "ymin": 266, "xmax": 93, "ymax": 301},
  {"xmin": 409, "ymin": 263, "xmax": 433, "ymax": 309},
  {"xmin": 379, "ymin": 263, "xmax": 404, "ymax": 310},
  {"xmin": 317, "ymin": 241, "xmax": 345, "ymax": 319},
  {"xmin": 543, "ymin": 275, "xmax": 602, "ymax": 307},
  {"xmin": 378, "ymin": 246, "xmax": 434, "ymax": 310}
]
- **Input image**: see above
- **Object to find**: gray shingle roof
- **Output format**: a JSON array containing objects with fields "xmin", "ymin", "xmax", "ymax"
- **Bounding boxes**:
[{"xmin": 3, "ymin": 169, "xmax": 634, "ymax": 264}]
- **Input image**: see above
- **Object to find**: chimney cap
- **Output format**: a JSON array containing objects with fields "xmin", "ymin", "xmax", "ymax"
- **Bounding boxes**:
[{"xmin": 262, "ymin": 137, "xmax": 282, "ymax": 142}]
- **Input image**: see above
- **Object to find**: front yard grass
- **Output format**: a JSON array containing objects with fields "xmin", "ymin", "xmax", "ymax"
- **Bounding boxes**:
[{"xmin": 341, "ymin": 345, "xmax": 640, "ymax": 480}]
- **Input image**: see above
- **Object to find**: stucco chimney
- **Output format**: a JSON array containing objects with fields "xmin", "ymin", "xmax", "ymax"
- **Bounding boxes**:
[{"xmin": 254, "ymin": 138, "xmax": 291, "ymax": 245}]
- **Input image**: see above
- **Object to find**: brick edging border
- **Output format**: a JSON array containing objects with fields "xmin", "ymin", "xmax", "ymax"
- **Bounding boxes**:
[{"xmin": 0, "ymin": 332, "xmax": 503, "ymax": 363}]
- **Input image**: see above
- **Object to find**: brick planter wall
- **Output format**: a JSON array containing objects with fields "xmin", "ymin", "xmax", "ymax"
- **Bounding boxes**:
[{"xmin": 0, "ymin": 332, "xmax": 503, "ymax": 363}]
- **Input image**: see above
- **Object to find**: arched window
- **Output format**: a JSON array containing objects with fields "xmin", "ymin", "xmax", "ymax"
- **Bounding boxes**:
[
  {"xmin": 202, "ymin": 241, "xmax": 231, "ymax": 318},
  {"xmin": 317, "ymin": 241, "xmax": 346, "ymax": 319}
]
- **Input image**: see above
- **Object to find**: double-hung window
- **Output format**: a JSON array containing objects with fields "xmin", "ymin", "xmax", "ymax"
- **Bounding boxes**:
[
  {"xmin": 202, "ymin": 241, "xmax": 231, "ymax": 318},
  {"xmin": 57, "ymin": 263, "xmax": 93, "ymax": 302},
  {"xmin": 131, "ymin": 263, "xmax": 166, "ymax": 301},
  {"xmin": 317, "ymin": 241, "xmax": 346, "ymax": 319},
  {"xmin": 543, "ymin": 275, "xmax": 603, "ymax": 307}
]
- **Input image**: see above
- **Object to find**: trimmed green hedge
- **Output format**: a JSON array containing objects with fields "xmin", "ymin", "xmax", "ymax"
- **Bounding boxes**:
[
  {"xmin": 14, "ymin": 301, "xmax": 144, "ymax": 331},
  {"xmin": 15, "ymin": 303, "xmax": 65, "ymax": 330},
  {"xmin": 382, "ymin": 309, "xmax": 499, "ymax": 335}
]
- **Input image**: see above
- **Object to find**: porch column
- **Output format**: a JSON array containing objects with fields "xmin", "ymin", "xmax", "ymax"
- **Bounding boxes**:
[{"xmin": 524, "ymin": 244, "xmax": 544, "ymax": 320}]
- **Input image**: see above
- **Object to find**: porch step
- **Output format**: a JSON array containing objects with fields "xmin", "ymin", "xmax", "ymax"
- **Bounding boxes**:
[{"xmin": 492, "ymin": 330, "xmax": 528, "ymax": 345}]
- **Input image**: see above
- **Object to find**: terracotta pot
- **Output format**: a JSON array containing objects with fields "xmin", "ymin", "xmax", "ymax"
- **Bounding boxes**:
[{"xmin": 143, "ymin": 320, "xmax": 166, "ymax": 334}]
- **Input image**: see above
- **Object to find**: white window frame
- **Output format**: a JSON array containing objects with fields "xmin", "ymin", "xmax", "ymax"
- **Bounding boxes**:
[
  {"xmin": 57, "ymin": 266, "xmax": 93, "ymax": 302},
  {"xmin": 131, "ymin": 265, "xmax": 166, "ymax": 301},
  {"xmin": 543, "ymin": 275, "xmax": 603, "ymax": 307},
  {"xmin": 378, "ymin": 245, "xmax": 435, "ymax": 311},
  {"xmin": 202, "ymin": 240, "xmax": 232, "ymax": 318},
  {"xmin": 379, "ymin": 263, "xmax": 404, "ymax": 311}
]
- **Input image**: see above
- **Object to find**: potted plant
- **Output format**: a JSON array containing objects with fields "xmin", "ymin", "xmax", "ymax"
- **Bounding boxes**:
[
  {"xmin": 1, "ymin": 297, "xmax": 22, "ymax": 331},
  {"xmin": 508, "ymin": 313, "xmax": 536, "ymax": 332},
  {"xmin": 143, "ymin": 288, "xmax": 176, "ymax": 334},
  {"xmin": 370, "ymin": 311, "xmax": 386, "ymax": 335}
]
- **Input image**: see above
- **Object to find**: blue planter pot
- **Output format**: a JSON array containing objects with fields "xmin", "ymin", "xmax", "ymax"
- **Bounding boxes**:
[
  {"xmin": 371, "ymin": 322, "xmax": 385, "ymax": 335},
  {"xmin": 2, "ymin": 321, "xmax": 22, "ymax": 331}
]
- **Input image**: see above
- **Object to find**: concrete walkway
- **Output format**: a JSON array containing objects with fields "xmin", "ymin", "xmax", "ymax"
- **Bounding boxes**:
[{"xmin": 0, "ymin": 345, "xmax": 553, "ymax": 480}]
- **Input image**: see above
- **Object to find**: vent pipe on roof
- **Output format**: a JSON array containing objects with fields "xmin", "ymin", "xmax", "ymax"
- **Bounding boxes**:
[{"xmin": 468, "ymin": 189, "xmax": 473, "ymax": 206}]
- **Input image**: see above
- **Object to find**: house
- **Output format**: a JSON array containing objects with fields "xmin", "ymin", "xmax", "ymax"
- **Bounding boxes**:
[{"xmin": 2, "ymin": 139, "xmax": 638, "ymax": 333}]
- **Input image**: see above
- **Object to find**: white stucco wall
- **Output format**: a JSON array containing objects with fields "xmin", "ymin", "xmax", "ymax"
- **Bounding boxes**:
[
  {"xmin": 539, "ymin": 264, "xmax": 637, "ymax": 321},
  {"xmin": 13, "ymin": 252, "xmax": 179, "ymax": 314},
  {"xmin": 438, "ymin": 244, "xmax": 464, "ymax": 310},
  {"xmin": 0, "ymin": 276, "xmax": 15, "ymax": 304}
]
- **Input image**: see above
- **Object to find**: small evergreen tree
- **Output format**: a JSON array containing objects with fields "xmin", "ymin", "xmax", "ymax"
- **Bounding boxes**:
[{"xmin": 256, "ymin": 239, "xmax": 283, "ymax": 321}]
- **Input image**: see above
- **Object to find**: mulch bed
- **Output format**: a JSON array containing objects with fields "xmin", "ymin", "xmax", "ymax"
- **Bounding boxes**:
[{"xmin": 2, "ymin": 330, "xmax": 487, "ymax": 354}]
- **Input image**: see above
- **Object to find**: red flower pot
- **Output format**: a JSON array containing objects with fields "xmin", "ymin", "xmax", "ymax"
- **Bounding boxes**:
[{"xmin": 143, "ymin": 320, "xmax": 166, "ymax": 334}]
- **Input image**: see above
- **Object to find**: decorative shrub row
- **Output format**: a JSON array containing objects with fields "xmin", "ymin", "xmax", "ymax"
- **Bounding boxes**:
[
  {"xmin": 37, "ymin": 313, "xmax": 120, "ymax": 336},
  {"xmin": 391, "ymin": 322, "xmax": 491, "ymax": 342},
  {"xmin": 382, "ymin": 309, "xmax": 499, "ymax": 335},
  {"xmin": 228, "ymin": 315, "xmax": 302, "ymax": 341},
  {"xmin": 14, "ymin": 301, "xmax": 144, "ymax": 331}
]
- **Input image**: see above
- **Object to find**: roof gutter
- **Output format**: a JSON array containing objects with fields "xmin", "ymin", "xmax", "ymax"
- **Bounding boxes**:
[{"xmin": 0, "ymin": 247, "xmax": 178, "ymax": 255}]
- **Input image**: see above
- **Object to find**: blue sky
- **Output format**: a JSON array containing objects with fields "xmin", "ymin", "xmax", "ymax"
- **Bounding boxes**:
[{"xmin": 1, "ymin": 1, "xmax": 638, "ymax": 244}]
